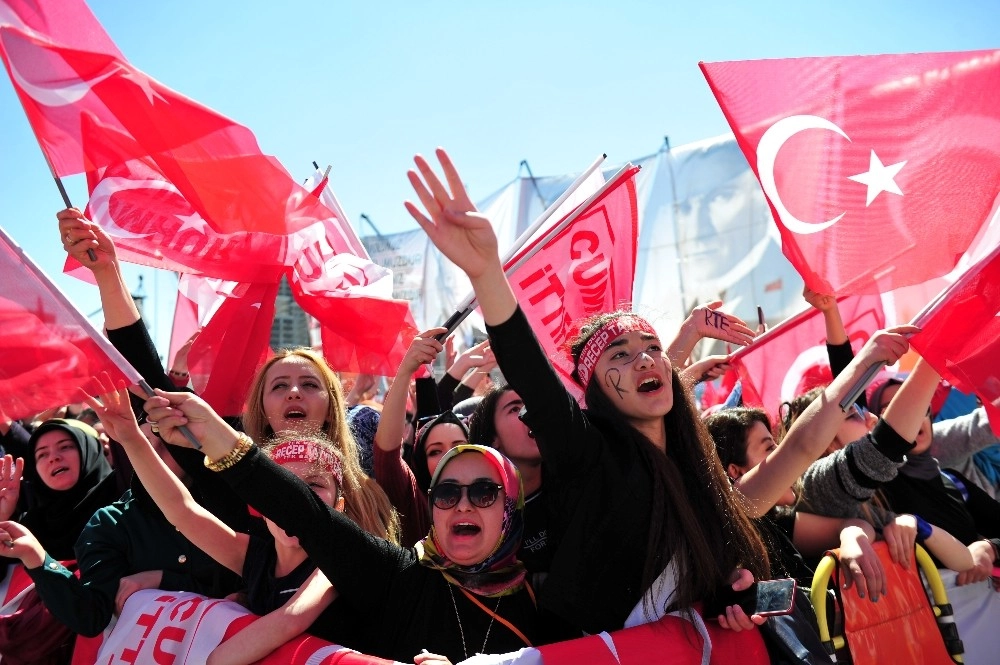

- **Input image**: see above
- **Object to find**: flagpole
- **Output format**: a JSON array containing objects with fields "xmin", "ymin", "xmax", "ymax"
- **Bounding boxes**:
[
  {"xmin": 41, "ymin": 152, "xmax": 98, "ymax": 263},
  {"xmin": 434, "ymin": 153, "xmax": 609, "ymax": 340}
]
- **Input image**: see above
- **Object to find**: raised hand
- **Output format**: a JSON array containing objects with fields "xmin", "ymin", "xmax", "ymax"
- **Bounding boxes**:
[
  {"xmin": 857, "ymin": 325, "xmax": 920, "ymax": 369},
  {"xmin": 57, "ymin": 207, "xmax": 117, "ymax": 271},
  {"xmin": 79, "ymin": 373, "xmax": 144, "ymax": 447},
  {"xmin": 681, "ymin": 354, "xmax": 731, "ymax": 388},
  {"xmin": 690, "ymin": 301, "xmax": 756, "ymax": 347},
  {"xmin": 402, "ymin": 328, "xmax": 446, "ymax": 377},
  {"xmin": 802, "ymin": 287, "xmax": 838, "ymax": 313},
  {"xmin": 405, "ymin": 149, "xmax": 500, "ymax": 281},
  {"xmin": 0, "ymin": 455, "xmax": 24, "ymax": 522},
  {"xmin": 142, "ymin": 389, "xmax": 238, "ymax": 461}
]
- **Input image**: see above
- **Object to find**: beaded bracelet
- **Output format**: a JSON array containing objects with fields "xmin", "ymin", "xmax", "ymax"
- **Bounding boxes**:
[{"xmin": 204, "ymin": 433, "xmax": 254, "ymax": 472}]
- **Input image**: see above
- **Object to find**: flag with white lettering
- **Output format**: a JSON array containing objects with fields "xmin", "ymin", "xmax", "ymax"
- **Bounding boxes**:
[{"xmin": 505, "ymin": 166, "xmax": 640, "ymax": 396}]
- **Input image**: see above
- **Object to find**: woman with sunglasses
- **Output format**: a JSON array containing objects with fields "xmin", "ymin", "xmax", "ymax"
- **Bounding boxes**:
[{"xmin": 144, "ymin": 387, "xmax": 542, "ymax": 664}]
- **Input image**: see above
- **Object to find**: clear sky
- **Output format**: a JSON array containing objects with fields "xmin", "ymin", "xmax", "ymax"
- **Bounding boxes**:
[{"xmin": 1, "ymin": 0, "xmax": 996, "ymax": 357}]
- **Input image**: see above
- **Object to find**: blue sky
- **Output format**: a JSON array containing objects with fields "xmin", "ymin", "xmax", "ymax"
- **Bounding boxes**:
[{"xmin": 1, "ymin": 0, "xmax": 996, "ymax": 356}]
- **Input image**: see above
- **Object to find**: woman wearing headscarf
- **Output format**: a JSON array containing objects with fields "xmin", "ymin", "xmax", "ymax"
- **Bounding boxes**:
[
  {"xmin": 0, "ymin": 419, "xmax": 120, "ymax": 567},
  {"xmin": 145, "ymin": 387, "xmax": 542, "ymax": 664},
  {"xmin": 0, "ymin": 419, "xmax": 122, "ymax": 665}
]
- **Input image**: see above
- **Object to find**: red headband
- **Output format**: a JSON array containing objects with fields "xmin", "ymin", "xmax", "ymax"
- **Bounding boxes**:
[
  {"xmin": 575, "ymin": 315, "xmax": 658, "ymax": 387},
  {"xmin": 269, "ymin": 440, "xmax": 343, "ymax": 486}
]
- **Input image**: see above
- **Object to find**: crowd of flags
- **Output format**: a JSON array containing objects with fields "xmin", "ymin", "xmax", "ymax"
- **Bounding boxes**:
[{"xmin": 1, "ymin": 0, "xmax": 999, "ymax": 661}]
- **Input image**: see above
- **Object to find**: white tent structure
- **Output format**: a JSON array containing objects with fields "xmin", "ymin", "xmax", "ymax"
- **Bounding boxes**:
[{"xmin": 364, "ymin": 133, "xmax": 807, "ymax": 348}]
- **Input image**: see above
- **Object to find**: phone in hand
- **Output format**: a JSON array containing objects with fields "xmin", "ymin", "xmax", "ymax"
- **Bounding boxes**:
[{"xmin": 704, "ymin": 578, "xmax": 797, "ymax": 618}]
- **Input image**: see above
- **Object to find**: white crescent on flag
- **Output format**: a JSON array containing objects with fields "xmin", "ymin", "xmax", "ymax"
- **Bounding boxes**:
[
  {"xmin": 757, "ymin": 114, "xmax": 907, "ymax": 235},
  {"xmin": 756, "ymin": 115, "xmax": 850, "ymax": 235}
]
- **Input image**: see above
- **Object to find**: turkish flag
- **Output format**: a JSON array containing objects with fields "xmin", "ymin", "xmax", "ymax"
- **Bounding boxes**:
[
  {"xmin": 1, "ymin": 13, "xmax": 339, "ymax": 280},
  {"xmin": 729, "ymin": 295, "xmax": 885, "ymax": 423},
  {"xmin": 909, "ymin": 242, "xmax": 1000, "ymax": 436},
  {"xmin": 505, "ymin": 165, "xmax": 640, "ymax": 398},
  {"xmin": 700, "ymin": 50, "xmax": 1000, "ymax": 295},
  {"xmin": 0, "ymin": 226, "xmax": 142, "ymax": 422}
]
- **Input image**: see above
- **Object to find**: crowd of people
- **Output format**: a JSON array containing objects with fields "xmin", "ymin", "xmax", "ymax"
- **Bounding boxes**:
[{"xmin": 0, "ymin": 148, "xmax": 997, "ymax": 664}]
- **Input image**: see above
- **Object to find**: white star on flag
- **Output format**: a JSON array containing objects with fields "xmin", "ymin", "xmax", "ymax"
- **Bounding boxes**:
[{"xmin": 848, "ymin": 150, "xmax": 907, "ymax": 206}]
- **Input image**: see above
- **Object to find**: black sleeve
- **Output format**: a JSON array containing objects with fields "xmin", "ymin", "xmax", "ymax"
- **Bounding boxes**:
[
  {"xmin": 435, "ymin": 373, "xmax": 461, "ymax": 411},
  {"xmin": 485, "ymin": 307, "xmax": 604, "ymax": 478},
  {"xmin": 947, "ymin": 469, "xmax": 1000, "ymax": 539},
  {"xmin": 827, "ymin": 340, "xmax": 867, "ymax": 410},
  {"xmin": 415, "ymin": 377, "xmax": 441, "ymax": 420},
  {"xmin": 869, "ymin": 418, "xmax": 914, "ymax": 463},
  {"xmin": 106, "ymin": 318, "xmax": 173, "ymax": 415},
  {"xmin": 0, "ymin": 421, "xmax": 31, "ymax": 460},
  {"xmin": 217, "ymin": 446, "xmax": 412, "ymax": 612}
]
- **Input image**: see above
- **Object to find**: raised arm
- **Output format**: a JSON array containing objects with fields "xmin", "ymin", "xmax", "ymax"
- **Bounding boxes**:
[
  {"xmin": 734, "ymin": 326, "xmax": 917, "ymax": 516},
  {"xmin": 880, "ymin": 358, "xmax": 940, "ymax": 442},
  {"xmin": 666, "ymin": 301, "xmax": 755, "ymax": 367},
  {"xmin": 57, "ymin": 208, "xmax": 140, "ymax": 329},
  {"xmin": 82, "ymin": 379, "xmax": 248, "ymax": 576},
  {"xmin": 405, "ymin": 149, "xmax": 515, "ymax": 326},
  {"xmin": 376, "ymin": 329, "xmax": 445, "ymax": 456},
  {"xmin": 142, "ymin": 388, "xmax": 407, "ymax": 610}
]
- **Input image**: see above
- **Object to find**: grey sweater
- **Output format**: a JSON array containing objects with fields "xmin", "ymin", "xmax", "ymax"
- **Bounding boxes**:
[
  {"xmin": 930, "ymin": 407, "xmax": 1000, "ymax": 501},
  {"xmin": 798, "ymin": 419, "xmax": 913, "ymax": 529}
]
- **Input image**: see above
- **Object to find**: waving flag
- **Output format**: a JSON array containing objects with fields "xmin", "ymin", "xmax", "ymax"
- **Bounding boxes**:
[
  {"xmin": 910, "ymin": 242, "xmax": 1000, "ymax": 435},
  {"xmin": 730, "ymin": 294, "xmax": 885, "ymax": 422},
  {"xmin": 0, "ymin": 0, "xmax": 339, "ymax": 281},
  {"xmin": 505, "ymin": 165, "xmax": 640, "ymax": 396},
  {"xmin": 0, "ymin": 226, "xmax": 142, "ymax": 422},
  {"xmin": 700, "ymin": 50, "xmax": 1000, "ymax": 295},
  {"xmin": 291, "ymin": 171, "xmax": 418, "ymax": 376}
]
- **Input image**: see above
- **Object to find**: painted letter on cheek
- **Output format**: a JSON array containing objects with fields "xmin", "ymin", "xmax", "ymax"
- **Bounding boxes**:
[{"xmin": 604, "ymin": 368, "xmax": 626, "ymax": 400}]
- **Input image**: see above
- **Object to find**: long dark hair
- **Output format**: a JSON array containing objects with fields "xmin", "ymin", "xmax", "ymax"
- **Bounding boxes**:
[{"xmin": 572, "ymin": 312, "xmax": 770, "ymax": 614}]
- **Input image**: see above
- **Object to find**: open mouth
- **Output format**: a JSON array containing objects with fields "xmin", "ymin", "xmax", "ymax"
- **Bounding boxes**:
[
  {"xmin": 637, "ymin": 378, "xmax": 663, "ymax": 393},
  {"xmin": 283, "ymin": 408, "xmax": 307, "ymax": 420},
  {"xmin": 452, "ymin": 523, "xmax": 481, "ymax": 537},
  {"xmin": 51, "ymin": 466, "xmax": 69, "ymax": 477}
]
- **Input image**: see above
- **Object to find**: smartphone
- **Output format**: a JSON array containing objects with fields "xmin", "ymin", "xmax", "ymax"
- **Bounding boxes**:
[
  {"xmin": 705, "ymin": 578, "xmax": 797, "ymax": 618},
  {"xmin": 751, "ymin": 578, "xmax": 797, "ymax": 617}
]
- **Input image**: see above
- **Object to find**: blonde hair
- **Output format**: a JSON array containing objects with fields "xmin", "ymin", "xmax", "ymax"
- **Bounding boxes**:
[{"xmin": 245, "ymin": 348, "xmax": 400, "ymax": 544}]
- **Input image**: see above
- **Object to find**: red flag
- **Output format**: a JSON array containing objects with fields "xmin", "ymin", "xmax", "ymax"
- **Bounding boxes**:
[
  {"xmin": 0, "ymin": 226, "xmax": 142, "ymax": 422},
  {"xmin": 909, "ymin": 243, "xmax": 1000, "ymax": 435},
  {"xmin": 286, "ymin": 171, "xmax": 417, "ymax": 377},
  {"xmin": 505, "ymin": 165, "xmax": 640, "ymax": 397},
  {"xmin": 0, "ymin": 6, "xmax": 340, "ymax": 280},
  {"xmin": 187, "ymin": 281, "xmax": 279, "ymax": 417},
  {"xmin": 700, "ymin": 50, "xmax": 1000, "ymax": 295},
  {"xmin": 290, "ymin": 252, "xmax": 417, "ymax": 377},
  {"xmin": 729, "ymin": 295, "xmax": 885, "ymax": 423}
]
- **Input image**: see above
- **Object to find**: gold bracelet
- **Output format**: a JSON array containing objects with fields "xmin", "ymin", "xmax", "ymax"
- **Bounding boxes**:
[{"xmin": 204, "ymin": 433, "xmax": 255, "ymax": 472}]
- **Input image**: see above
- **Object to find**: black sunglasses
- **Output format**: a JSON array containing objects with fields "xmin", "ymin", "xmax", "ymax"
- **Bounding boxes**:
[{"xmin": 429, "ymin": 480, "xmax": 503, "ymax": 510}]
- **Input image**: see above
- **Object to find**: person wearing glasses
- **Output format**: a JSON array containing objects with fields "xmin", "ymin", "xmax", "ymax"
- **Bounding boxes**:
[{"xmin": 141, "ymin": 384, "xmax": 541, "ymax": 664}]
